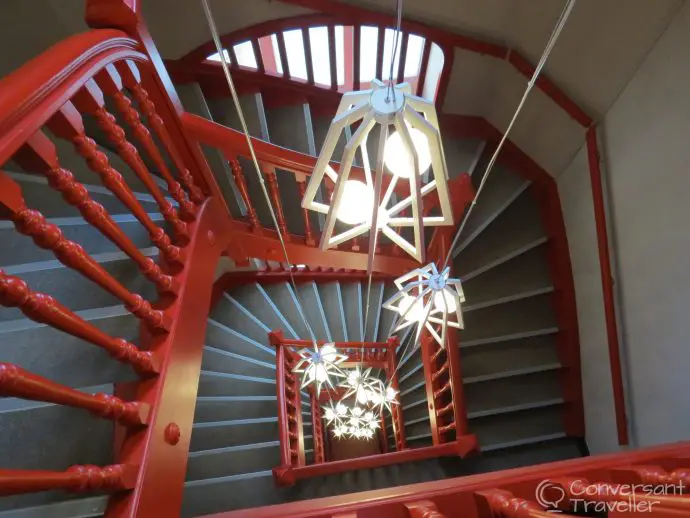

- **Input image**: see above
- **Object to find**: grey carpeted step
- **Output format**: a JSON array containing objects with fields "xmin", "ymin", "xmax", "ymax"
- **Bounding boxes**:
[
  {"xmin": 193, "ymin": 396, "xmax": 278, "ymax": 424},
  {"xmin": 0, "ymin": 251, "xmax": 158, "ymax": 322},
  {"xmin": 190, "ymin": 418, "xmax": 280, "ymax": 452},
  {"xmin": 201, "ymin": 345, "xmax": 275, "ymax": 378},
  {"xmin": 316, "ymin": 282, "xmax": 349, "ymax": 342},
  {"xmin": 197, "ymin": 370, "xmax": 276, "ymax": 398},
  {"xmin": 0, "ymin": 309, "xmax": 139, "ymax": 387},
  {"xmin": 186, "ymin": 441, "xmax": 280, "ymax": 481},
  {"xmin": 339, "ymin": 282, "xmax": 364, "ymax": 343}
]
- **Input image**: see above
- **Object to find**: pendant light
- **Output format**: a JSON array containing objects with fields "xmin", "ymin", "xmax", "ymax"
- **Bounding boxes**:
[
  {"xmin": 383, "ymin": 263, "xmax": 465, "ymax": 348},
  {"xmin": 301, "ymin": 78, "xmax": 454, "ymax": 268}
]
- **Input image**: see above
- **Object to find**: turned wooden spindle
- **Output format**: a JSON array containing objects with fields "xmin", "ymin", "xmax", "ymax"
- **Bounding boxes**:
[
  {"xmin": 95, "ymin": 64, "xmax": 197, "ymax": 221},
  {"xmin": 14, "ymin": 134, "xmax": 178, "ymax": 295},
  {"xmin": 264, "ymin": 169, "xmax": 289, "ymax": 238},
  {"xmin": 116, "ymin": 60, "xmax": 205, "ymax": 204},
  {"xmin": 0, "ymin": 173, "xmax": 168, "ymax": 332},
  {"xmin": 73, "ymin": 78, "xmax": 188, "ymax": 241},
  {"xmin": 230, "ymin": 159, "xmax": 260, "ymax": 230},
  {"xmin": 474, "ymin": 489, "xmax": 571, "ymax": 518},
  {"xmin": 405, "ymin": 500, "xmax": 446, "ymax": 518},
  {"xmin": 0, "ymin": 270, "xmax": 158, "ymax": 376},
  {"xmin": 0, "ymin": 363, "xmax": 149, "ymax": 427},
  {"xmin": 296, "ymin": 180, "xmax": 315, "ymax": 246},
  {"xmin": 0, "ymin": 463, "xmax": 137, "ymax": 496},
  {"xmin": 47, "ymin": 102, "xmax": 184, "ymax": 268}
]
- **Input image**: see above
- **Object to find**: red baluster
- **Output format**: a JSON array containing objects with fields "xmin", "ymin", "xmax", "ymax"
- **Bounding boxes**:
[
  {"xmin": 405, "ymin": 500, "xmax": 446, "ymax": 518},
  {"xmin": 95, "ymin": 64, "xmax": 197, "ymax": 221},
  {"xmin": 0, "ymin": 363, "xmax": 149, "ymax": 427},
  {"xmin": 47, "ymin": 102, "xmax": 185, "ymax": 269},
  {"xmin": 432, "ymin": 360, "xmax": 449, "ymax": 382},
  {"xmin": 0, "ymin": 464, "xmax": 136, "ymax": 496},
  {"xmin": 275, "ymin": 343, "xmax": 292, "ymax": 470},
  {"xmin": 0, "ymin": 270, "xmax": 159, "ymax": 376},
  {"xmin": 264, "ymin": 168, "xmax": 289, "ymax": 239},
  {"xmin": 230, "ymin": 159, "xmax": 260, "ymax": 231},
  {"xmin": 116, "ymin": 60, "xmax": 204, "ymax": 205},
  {"xmin": 73, "ymin": 79, "xmax": 188, "ymax": 242},
  {"xmin": 474, "ymin": 489, "xmax": 567, "ymax": 518},
  {"xmin": 14, "ymin": 134, "xmax": 178, "ymax": 296},
  {"xmin": 0, "ymin": 174, "xmax": 169, "ymax": 332},
  {"xmin": 296, "ymin": 179, "xmax": 315, "ymax": 246}
]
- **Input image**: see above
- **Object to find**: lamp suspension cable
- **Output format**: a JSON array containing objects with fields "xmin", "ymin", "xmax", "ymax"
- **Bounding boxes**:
[
  {"xmin": 200, "ymin": 0, "xmax": 317, "ymax": 343},
  {"xmin": 389, "ymin": 0, "xmax": 577, "ymax": 381},
  {"xmin": 441, "ymin": 0, "xmax": 577, "ymax": 269},
  {"xmin": 361, "ymin": 0, "xmax": 405, "ymax": 366}
]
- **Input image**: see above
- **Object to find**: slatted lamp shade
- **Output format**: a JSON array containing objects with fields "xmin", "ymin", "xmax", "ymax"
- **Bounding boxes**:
[{"xmin": 301, "ymin": 79, "xmax": 454, "ymax": 270}]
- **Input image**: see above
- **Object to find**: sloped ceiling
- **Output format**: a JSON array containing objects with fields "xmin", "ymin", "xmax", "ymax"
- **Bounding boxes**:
[{"xmin": 0, "ymin": 0, "xmax": 683, "ymax": 177}]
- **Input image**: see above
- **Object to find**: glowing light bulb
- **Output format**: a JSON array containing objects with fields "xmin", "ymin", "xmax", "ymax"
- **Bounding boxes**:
[
  {"xmin": 369, "ymin": 391, "xmax": 383, "ymax": 406},
  {"xmin": 352, "ymin": 406, "xmax": 363, "ymax": 417},
  {"xmin": 334, "ymin": 180, "xmax": 373, "ymax": 225},
  {"xmin": 347, "ymin": 369, "xmax": 360, "ymax": 387},
  {"xmin": 386, "ymin": 386, "xmax": 398, "ymax": 402},
  {"xmin": 383, "ymin": 127, "xmax": 432, "ymax": 178},
  {"xmin": 323, "ymin": 407, "xmax": 336, "ymax": 422},
  {"xmin": 368, "ymin": 419, "xmax": 379, "ymax": 430},
  {"xmin": 433, "ymin": 288, "xmax": 457, "ymax": 313},
  {"xmin": 364, "ymin": 411, "xmax": 374, "ymax": 422},
  {"xmin": 307, "ymin": 364, "xmax": 328, "ymax": 383},
  {"xmin": 363, "ymin": 428, "xmax": 374, "ymax": 439},
  {"xmin": 320, "ymin": 344, "xmax": 339, "ymax": 362},
  {"xmin": 336, "ymin": 402, "xmax": 348, "ymax": 416},
  {"xmin": 356, "ymin": 386, "xmax": 369, "ymax": 404},
  {"xmin": 398, "ymin": 294, "xmax": 426, "ymax": 323}
]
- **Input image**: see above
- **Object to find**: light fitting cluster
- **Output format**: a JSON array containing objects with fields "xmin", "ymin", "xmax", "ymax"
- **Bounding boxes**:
[
  {"xmin": 323, "ymin": 402, "xmax": 380, "ymax": 440},
  {"xmin": 292, "ymin": 342, "xmax": 347, "ymax": 393},
  {"xmin": 384, "ymin": 263, "xmax": 465, "ymax": 348}
]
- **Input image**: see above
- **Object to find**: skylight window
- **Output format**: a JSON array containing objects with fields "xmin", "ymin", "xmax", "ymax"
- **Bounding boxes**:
[
  {"xmin": 284, "ymin": 29, "xmax": 308, "ymax": 81},
  {"xmin": 404, "ymin": 34, "xmax": 425, "ymax": 78},
  {"xmin": 381, "ymin": 28, "xmax": 402, "ymax": 81},
  {"xmin": 207, "ymin": 49, "xmax": 231, "ymax": 63},
  {"xmin": 309, "ymin": 26, "xmax": 331, "ymax": 86},
  {"xmin": 335, "ymin": 26, "xmax": 346, "ymax": 86},
  {"xmin": 359, "ymin": 26, "xmax": 378, "ymax": 83},
  {"xmin": 234, "ymin": 40, "xmax": 257, "ymax": 69}
]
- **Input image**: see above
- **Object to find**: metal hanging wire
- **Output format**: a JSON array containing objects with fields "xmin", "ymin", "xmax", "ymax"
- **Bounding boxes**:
[
  {"xmin": 200, "ymin": 0, "xmax": 318, "ymax": 344},
  {"xmin": 442, "ymin": 0, "xmax": 577, "ymax": 269},
  {"xmin": 389, "ymin": 0, "xmax": 578, "ymax": 382}
]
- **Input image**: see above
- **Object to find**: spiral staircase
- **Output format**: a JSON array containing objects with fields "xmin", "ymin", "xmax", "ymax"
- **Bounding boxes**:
[{"xmin": 0, "ymin": 70, "xmax": 583, "ymax": 515}]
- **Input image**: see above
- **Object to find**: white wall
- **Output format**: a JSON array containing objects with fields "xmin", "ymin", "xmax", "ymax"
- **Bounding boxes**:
[{"xmin": 558, "ymin": 1, "xmax": 690, "ymax": 452}]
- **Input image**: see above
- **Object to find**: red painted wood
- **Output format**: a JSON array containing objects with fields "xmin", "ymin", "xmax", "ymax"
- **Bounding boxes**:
[
  {"xmin": 297, "ymin": 179, "xmax": 316, "ymax": 246},
  {"xmin": 309, "ymin": 388, "xmax": 326, "ymax": 463},
  {"xmin": 252, "ymin": 38, "xmax": 266, "ymax": 74},
  {"xmin": 275, "ymin": 344, "xmax": 292, "ymax": 471},
  {"xmin": 86, "ymin": 0, "xmax": 220, "ymax": 211},
  {"xmin": 474, "ymin": 489, "xmax": 566, "ymax": 518},
  {"xmin": 116, "ymin": 61, "xmax": 205, "ymax": 207},
  {"xmin": 328, "ymin": 24, "xmax": 338, "ymax": 90},
  {"xmin": 352, "ymin": 25, "xmax": 361, "ymax": 90},
  {"xmin": 74, "ymin": 77, "xmax": 188, "ymax": 242},
  {"xmin": 586, "ymin": 127, "xmax": 628, "ymax": 445},
  {"xmin": 15, "ymin": 132, "xmax": 179, "ymax": 295},
  {"xmin": 105, "ymin": 197, "xmax": 233, "ymax": 518},
  {"xmin": 0, "ymin": 363, "xmax": 149, "ymax": 427},
  {"xmin": 0, "ymin": 464, "xmax": 137, "ymax": 496},
  {"xmin": 277, "ymin": 30, "xmax": 292, "ymax": 80},
  {"xmin": 211, "ymin": 443, "xmax": 690, "ymax": 517},
  {"xmin": 420, "ymin": 334, "xmax": 442, "ymax": 446},
  {"xmin": 230, "ymin": 159, "xmax": 261, "ymax": 231},
  {"xmin": 48, "ymin": 102, "xmax": 186, "ymax": 271},
  {"xmin": 405, "ymin": 500, "xmax": 445, "ymax": 518},
  {"xmin": 343, "ymin": 26, "xmax": 354, "ymax": 91},
  {"xmin": 397, "ymin": 32, "xmax": 409, "ymax": 85},
  {"xmin": 0, "ymin": 269, "xmax": 159, "ymax": 376},
  {"xmin": 375, "ymin": 25, "xmax": 385, "ymax": 81},
  {"xmin": 415, "ymin": 40, "xmax": 431, "ymax": 98},
  {"xmin": 264, "ymin": 168, "xmax": 289, "ymax": 238},
  {"xmin": 0, "ymin": 172, "xmax": 169, "ymax": 333}
]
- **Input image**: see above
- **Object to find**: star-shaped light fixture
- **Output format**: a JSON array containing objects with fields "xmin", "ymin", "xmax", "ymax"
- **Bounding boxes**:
[
  {"xmin": 383, "ymin": 263, "xmax": 465, "ymax": 348},
  {"xmin": 292, "ymin": 342, "xmax": 347, "ymax": 393},
  {"xmin": 301, "ymin": 80, "xmax": 454, "ymax": 270}
]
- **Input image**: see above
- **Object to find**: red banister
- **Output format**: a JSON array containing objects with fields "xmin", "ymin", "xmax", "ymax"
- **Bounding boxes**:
[
  {"xmin": 0, "ymin": 464, "xmax": 137, "ymax": 496},
  {"xmin": 275, "ymin": 343, "xmax": 292, "ymax": 471},
  {"xmin": 0, "ymin": 364, "xmax": 150, "ymax": 427},
  {"xmin": 586, "ymin": 126, "xmax": 629, "ymax": 446}
]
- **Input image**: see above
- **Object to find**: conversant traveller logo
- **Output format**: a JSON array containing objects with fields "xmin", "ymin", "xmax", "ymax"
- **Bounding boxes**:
[{"xmin": 535, "ymin": 479, "xmax": 686, "ymax": 513}]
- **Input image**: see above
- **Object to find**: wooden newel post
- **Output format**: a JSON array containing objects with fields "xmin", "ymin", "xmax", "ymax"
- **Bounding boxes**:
[{"xmin": 386, "ymin": 336, "xmax": 406, "ymax": 450}]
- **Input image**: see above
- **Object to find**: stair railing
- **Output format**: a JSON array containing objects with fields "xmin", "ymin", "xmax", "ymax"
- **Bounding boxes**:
[
  {"xmin": 210, "ymin": 441, "xmax": 690, "ymax": 517},
  {"xmin": 0, "ymin": 21, "xmax": 234, "ymax": 518},
  {"xmin": 182, "ymin": 112, "xmax": 422, "ymax": 274}
]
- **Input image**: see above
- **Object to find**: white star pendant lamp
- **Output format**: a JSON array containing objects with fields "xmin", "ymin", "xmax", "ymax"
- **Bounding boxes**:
[
  {"xmin": 292, "ymin": 342, "xmax": 347, "ymax": 393},
  {"xmin": 383, "ymin": 263, "xmax": 465, "ymax": 348},
  {"xmin": 301, "ymin": 79, "xmax": 454, "ymax": 268}
]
